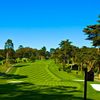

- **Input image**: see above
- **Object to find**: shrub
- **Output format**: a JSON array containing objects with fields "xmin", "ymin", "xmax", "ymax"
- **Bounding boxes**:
[
  {"xmin": 66, "ymin": 68, "xmax": 71, "ymax": 73},
  {"xmin": 9, "ymin": 59, "xmax": 16, "ymax": 64},
  {"xmin": 30, "ymin": 56, "xmax": 36, "ymax": 62}
]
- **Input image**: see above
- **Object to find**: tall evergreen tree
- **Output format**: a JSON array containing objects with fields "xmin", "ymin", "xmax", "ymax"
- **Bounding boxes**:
[
  {"xmin": 5, "ymin": 39, "xmax": 14, "ymax": 50},
  {"xmin": 83, "ymin": 16, "xmax": 100, "ymax": 77},
  {"xmin": 4, "ymin": 39, "xmax": 15, "ymax": 65},
  {"xmin": 83, "ymin": 16, "xmax": 100, "ymax": 48}
]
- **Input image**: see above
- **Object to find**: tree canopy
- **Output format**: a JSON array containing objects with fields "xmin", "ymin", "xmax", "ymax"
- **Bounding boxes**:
[{"xmin": 83, "ymin": 16, "xmax": 100, "ymax": 47}]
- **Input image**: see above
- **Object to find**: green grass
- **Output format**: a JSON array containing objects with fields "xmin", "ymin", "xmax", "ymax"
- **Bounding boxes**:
[{"xmin": 0, "ymin": 60, "xmax": 100, "ymax": 100}]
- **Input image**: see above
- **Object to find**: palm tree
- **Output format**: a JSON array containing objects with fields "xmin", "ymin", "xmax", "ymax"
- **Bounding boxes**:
[{"xmin": 59, "ymin": 40, "xmax": 72, "ymax": 71}]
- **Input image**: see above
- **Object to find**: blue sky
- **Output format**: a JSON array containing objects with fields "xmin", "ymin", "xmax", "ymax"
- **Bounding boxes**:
[{"xmin": 0, "ymin": 0, "xmax": 100, "ymax": 50}]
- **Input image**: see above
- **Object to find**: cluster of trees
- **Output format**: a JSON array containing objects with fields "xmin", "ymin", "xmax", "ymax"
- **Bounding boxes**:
[
  {"xmin": 0, "ymin": 39, "xmax": 50, "ymax": 64},
  {"xmin": 50, "ymin": 16, "xmax": 100, "ymax": 74},
  {"xmin": 0, "ymin": 39, "xmax": 99, "ymax": 74},
  {"xmin": 83, "ymin": 16, "xmax": 100, "ymax": 76},
  {"xmin": 50, "ymin": 40, "xmax": 99, "ymax": 73},
  {"xmin": 0, "ymin": 16, "xmax": 99, "ymax": 75}
]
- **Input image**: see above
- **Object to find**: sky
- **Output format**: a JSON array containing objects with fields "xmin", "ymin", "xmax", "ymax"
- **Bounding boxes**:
[{"xmin": 0, "ymin": 0, "xmax": 100, "ymax": 50}]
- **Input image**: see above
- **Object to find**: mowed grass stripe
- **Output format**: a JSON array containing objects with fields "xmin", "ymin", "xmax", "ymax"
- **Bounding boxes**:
[
  {"xmin": 48, "ymin": 62, "xmax": 79, "ymax": 81},
  {"xmin": 14, "ymin": 61, "xmax": 80, "ymax": 90},
  {"xmin": 14, "ymin": 62, "xmax": 59, "ymax": 84}
]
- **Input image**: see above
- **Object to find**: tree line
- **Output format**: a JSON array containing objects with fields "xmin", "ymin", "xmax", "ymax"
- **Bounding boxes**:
[
  {"xmin": 0, "ymin": 40, "xmax": 50, "ymax": 63},
  {"xmin": 0, "ymin": 16, "xmax": 100, "ymax": 76}
]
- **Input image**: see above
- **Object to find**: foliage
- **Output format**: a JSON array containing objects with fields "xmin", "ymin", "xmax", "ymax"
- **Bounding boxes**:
[
  {"xmin": 83, "ymin": 16, "xmax": 100, "ymax": 74},
  {"xmin": 83, "ymin": 16, "xmax": 100, "ymax": 47},
  {"xmin": 51, "ymin": 40, "xmax": 78, "ymax": 71},
  {"xmin": 5, "ymin": 39, "xmax": 14, "ymax": 50}
]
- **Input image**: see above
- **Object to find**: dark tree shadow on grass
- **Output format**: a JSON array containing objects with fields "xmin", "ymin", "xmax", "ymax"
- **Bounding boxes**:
[
  {"xmin": 0, "ymin": 72, "xmax": 27, "ymax": 79},
  {"xmin": 0, "ymin": 82, "xmax": 93, "ymax": 100},
  {"xmin": 13, "ymin": 64, "xmax": 28, "ymax": 68},
  {"xmin": 0, "ymin": 64, "xmax": 28, "ymax": 80}
]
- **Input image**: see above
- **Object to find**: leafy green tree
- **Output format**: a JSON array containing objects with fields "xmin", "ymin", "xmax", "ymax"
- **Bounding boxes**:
[
  {"xmin": 16, "ymin": 47, "xmax": 38, "ymax": 61},
  {"xmin": 59, "ymin": 40, "xmax": 73, "ymax": 71},
  {"xmin": 4, "ymin": 39, "xmax": 15, "ymax": 63},
  {"xmin": 39, "ymin": 46, "xmax": 47, "ymax": 60},
  {"xmin": 0, "ymin": 49, "xmax": 5, "ymax": 61},
  {"xmin": 74, "ymin": 46, "xmax": 98, "ymax": 72},
  {"xmin": 50, "ymin": 48, "xmax": 55, "ymax": 58},
  {"xmin": 5, "ymin": 39, "xmax": 14, "ymax": 49},
  {"xmin": 50, "ymin": 48, "xmax": 55, "ymax": 54},
  {"xmin": 52, "ymin": 48, "xmax": 60, "ymax": 64},
  {"xmin": 83, "ymin": 16, "xmax": 100, "ymax": 76},
  {"xmin": 45, "ymin": 51, "xmax": 50, "ymax": 59},
  {"xmin": 18, "ymin": 45, "xmax": 24, "ymax": 49},
  {"xmin": 3, "ymin": 39, "xmax": 15, "ymax": 67}
]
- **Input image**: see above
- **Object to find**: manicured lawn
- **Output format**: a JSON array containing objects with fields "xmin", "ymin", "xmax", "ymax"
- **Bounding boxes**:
[{"xmin": 0, "ymin": 60, "xmax": 100, "ymax": 100}]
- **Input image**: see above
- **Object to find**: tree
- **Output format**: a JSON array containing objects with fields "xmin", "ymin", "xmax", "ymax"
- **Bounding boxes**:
[
  {"xmin": 83, "ymin": 16, "xmax": 100, "ymax": 49},
  {"xmin": 5, "ymin": 39, "xmax": 14, "ymax": 50},
  {"xmin": 4, "ymin": 39, "xmax": 15, "ymax": 62},
  {"xmin": 16, "ymin": 47, "xmax": 38, "ymax": 61},
  {"xmin": 0, "ymin": 49, "xmax": 5, "ymax": 61},
  {"xmin": 18, "ymin": 45, "xmax": 24, "ymax": 49},
  {"xmin": 4, "ymin": 39, "xmax": 15, "ymax": 66},
  {"xmin": 39, "ymin": 46, "xmax": 47, "ymax": 60},
  {"xmin": 83, "ymin": 16, "xmax": 100, "ymax": 76},
  {"xmin": 59, "ymin": 40, "xmax": 73, "ymax": 71},
  {"xmin": 52, "ymin": 48, "xmax": 60, "ymax": 64},
  {"xmin": 50, "ymin": 48, "xmax": 55, "ymax": 54}
]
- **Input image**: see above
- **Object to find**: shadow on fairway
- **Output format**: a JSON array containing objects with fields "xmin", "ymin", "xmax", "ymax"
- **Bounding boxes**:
[
  {"xmin": 0, "ymin": 72, "xmax": 28, "ymax": 79},
  {"xmin": 13, "ymin": 64, "xmax": 28, "ymax": 68},
  {"xmin": 0, "ymin": 82, "xmax": 93, "ymax": 100}
]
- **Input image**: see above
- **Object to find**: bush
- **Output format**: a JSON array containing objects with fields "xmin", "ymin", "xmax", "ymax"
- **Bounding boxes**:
[
  {"xmin": 0, "ymin": 55, "xmax": 4, "ymax": 61},
  {"xmin": 0, "ymin": 61, "xmax": 2, "ymax": 65},
  {"xmin": 16, "ymin": 58, "xmax": 22, "ymax": 63},
  {"xmin": 66, "ymin": 69, "xmax": 71, "ymax": 73},
  {"xmin": 9, "ymin": 59, "xmax": 16, "ymax": 64},
  {"xmin": 30, "ymin": 56, "xmax": 36, "ymax": 62},
  {"xmin": 22, "ymin": 58, "xmax": 28, "ymax": 62},
  {"xmin": 0, "ymin": 61, "xmax": 4, "ymax": 65}
]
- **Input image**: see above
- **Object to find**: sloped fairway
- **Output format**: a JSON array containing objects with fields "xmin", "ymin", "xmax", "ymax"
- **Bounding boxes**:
[
  {"xmin": 14, "ymin": 61, "xmax": 60, "ymax": 85},
  {"xmin": 14, "ymin": 61, "xmax": 80, "ymax": 87},
  {"xmin": 0, "ymin": 60, "xmax": 100, "ymax": 100}
]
